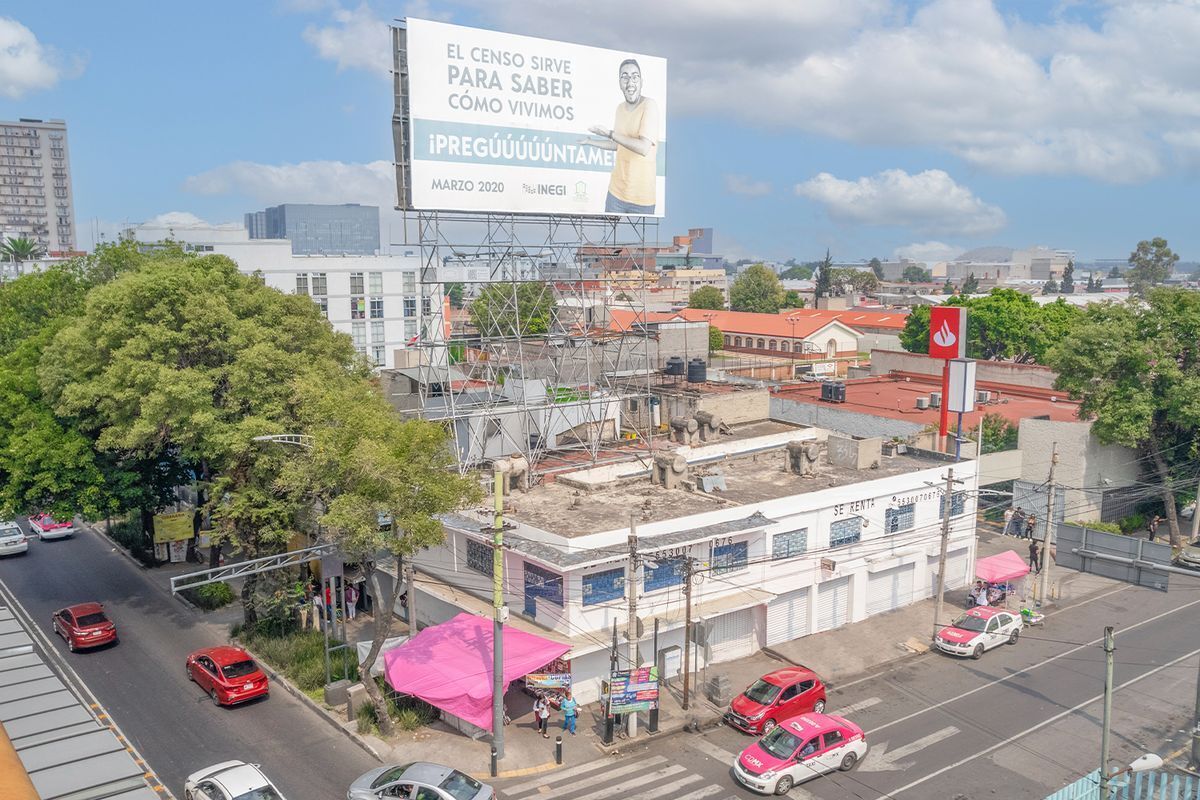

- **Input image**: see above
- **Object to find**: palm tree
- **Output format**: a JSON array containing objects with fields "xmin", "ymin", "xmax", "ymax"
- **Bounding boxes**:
[{"xmin": 0, "ymin": 236, "xmax": 46, "ymax": 263}]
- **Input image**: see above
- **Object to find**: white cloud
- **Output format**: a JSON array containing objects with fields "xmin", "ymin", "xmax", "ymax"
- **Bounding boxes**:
[
  {"xmin": 723, "ymin": 173, "xmax": 771, "ymax": 197},
  {"xmin": 184, "ymin": 159, "xmax": 395, "ymax": 206},
  {"xmin": 146, "ymin": 211, "xmax": 212, "ymax": 227},
  {"xmin": 795, "ymin": 169, "xmax": 1006, "ymax": 236},
  {"xmin": 301, "ymin": 3, "xmax": 392, "ymax": 77},
  {"xmin": 892, "ymin": 241, "xmax": 965, "ymax": 263},
  {"xmin": 0, "ymin": 18, "xmax": 82, "ymax": 98}
]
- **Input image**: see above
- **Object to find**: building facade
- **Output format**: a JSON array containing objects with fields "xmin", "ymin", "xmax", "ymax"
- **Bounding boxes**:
[
  {"xmin": 244, "ymin": 203, "xmax": 380, "ymax": 256},
  {"xmin": 0, "ymin": 118, "xmax": 76, "ymax": 253}
]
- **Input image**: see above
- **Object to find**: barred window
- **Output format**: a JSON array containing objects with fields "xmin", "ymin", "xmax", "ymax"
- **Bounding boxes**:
[
  {"xmin": 644, "ymin": 558, "xmax": 685, "ymax": 591},
  {"xmin": 830, "ymin": 518, "xmax": 862, "ymax": 547},
  {"xmin": 885, "ymin": 503, "xmax": 916, "ymax": 534},
  {"xmin": 465, "ymin": 539, "xmax": 493, "ymax": 576},
  {"xmin": 295, "ymin": 273, "xmax": 309, "ymax": 295},
  {"xmin": 525, "ymin": 562, "xmax": 563, "ymax": 607},
  {"xmin": 582, "ymin": 567, "xmax": 624, "ymax": 606},
  {"xmin": 943, "ymin": 492, "xmax": 967, "ymax": 518},
  {"xmin": 712, "ymin": 540, "xmax": 748, "ymax": 575},
  {"xmin": 772, "ymin": 529, "xmax": 808, "ymax": 560},
  {"xmin": 311, "ymin": 273, "xmax": 328, "ymax": 295},
  {"xmin": 370, "ymin": 297, "xmax": 384, "ymax": 318},
  {"xmin": 350, "ymin": 272, "xmax": 364, "ymax": 295}
]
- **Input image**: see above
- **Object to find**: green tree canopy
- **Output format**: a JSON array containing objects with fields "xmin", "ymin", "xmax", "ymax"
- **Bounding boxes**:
[
  {"xmin": 869, "ymin": 257, "xmax": 883, "ymax": 279},
  {"xmin": 961, "ymin": 273, "xmax": 980, "ymax": 294},
  {"xmin": 1126, "ymin": 237, "xmax": 1179, "ymax": 295},
  {"xmin": 902, "ymin": 265, "xmax": 933, "ymax": 283},
  {"xmin": 1042, "ymin": 278, "xmax": 1059, "ymax": 294},
  {"xmin": 708, "ymin": 324, "xmax": 723, "ymax": 352},
  {"xmin": 970, "ymin": 413, "xmax": 1019, "ymax": 454},
  {"xmin": 1060, "ymin": 260, "xmax": 1075, "ymax": 294},
  {"xmin": 1048, "ymin": 288, "xmax": 1200, "ymax": 546},
  {"xmin": 729, "ymin": 264, "xmax": 785, "ymax": 313},
  {"xmin": 782, "ymin": 290, "xmax": 805, "ymax": 309},
  {"xmin": 780, "ymin": 263, "xmax": 815, "ymax": 280},
  {"xmin": 687, "ymin": 285, "xmax": 725, "ymax": 310},
  {"xmin": 469, "ymin": 282, "xmax": 556, "ymax": 337},
  {"xmin": 942, "ymin": 280, "xmax": 955, "ymax": 295},
  {"xmin": 814, "ymin": 251, "xmax": 834, "ymax": 299},
  {"xmin": 446, "ymin": 282, "xmax": 465, "ymax": 308}
]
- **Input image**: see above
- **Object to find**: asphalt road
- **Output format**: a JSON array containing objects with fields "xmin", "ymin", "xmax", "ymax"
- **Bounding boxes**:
[
  {"xmin": 497, "ymin": 574, "xmax": 1200, "ymax": 800},
  {"xmin": 0, "ymin": 523, "xmax": 379, "ymax": 799}
]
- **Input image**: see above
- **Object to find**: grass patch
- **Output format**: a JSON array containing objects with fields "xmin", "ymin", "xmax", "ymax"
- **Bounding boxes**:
[{"xmin": 236, "ymin": 626, "xmax": 358, "ymax": 693}]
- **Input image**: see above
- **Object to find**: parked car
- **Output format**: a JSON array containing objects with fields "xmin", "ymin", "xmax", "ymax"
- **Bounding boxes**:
[
  {"xmin": 733, "ymin": 712, "xmax": 867, "ymax": 795},
  {"xmin": 348, "ymin": 763, "xmax": 494, "ymax": 800},
  {"xmin": 28, "ymin": 513, "xmax": 74, "ymax": 540},
  {"xmin": 934, "ymin": 606, "xmax": 1022, "ymax": 659},
  {"xmin": 185, "ymin": 761, "xmax": 285, "ymax": 800},
  {"xmin": 1176, "ymin": 538, "xmax": 1200, "ymax": 570},
  {"xmin": 185, "ymin": 646, "xmax": 269, "ymax": 706},
  {"xmin": 52, "ymin": 603, "xmax": 118, "ymax": 652},
  {"xmin": 725, "ymin": 667, "xmax": 827, "ymax": 735},
  {"xmin": 0, "ymin": 521, "xmax": 28, "ymax": 556}
]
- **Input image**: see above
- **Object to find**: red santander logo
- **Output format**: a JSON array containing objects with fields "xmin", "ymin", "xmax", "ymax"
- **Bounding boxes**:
[{"xmin": 929, "ymin": 306, "xmax": 968, "ymax": 359}]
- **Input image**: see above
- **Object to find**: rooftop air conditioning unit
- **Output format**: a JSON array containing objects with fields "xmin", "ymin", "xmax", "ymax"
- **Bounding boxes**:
[
  {"xmin": 930, "ymin": 392, "xmax": 942, "ymax": 408},
  {"xmin": 916, "ymin": 397, "xmax": 930, "ymax": 410},
  {"xmin": 977, "ymin": 390, "xmax": 992, "ymax": 403}
]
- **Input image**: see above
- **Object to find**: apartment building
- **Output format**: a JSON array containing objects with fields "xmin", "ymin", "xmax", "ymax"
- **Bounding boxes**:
[{"xmin": 0, "ymin": 118, "xmax": 76, "ymax": 252}]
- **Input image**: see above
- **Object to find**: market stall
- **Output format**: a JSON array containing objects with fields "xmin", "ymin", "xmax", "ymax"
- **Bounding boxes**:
[{"xmin": 972, "ymin": 550, "xmax": 1031, "ymax": 608}]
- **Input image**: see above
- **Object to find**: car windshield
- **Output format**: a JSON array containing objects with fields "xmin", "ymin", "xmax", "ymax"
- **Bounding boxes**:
[
  {"xmin": 952, "ymin": 614, "xmax": 989, "ymax": 633},
  {"xmin": 75, "ymin": 613, "xmax": 107, "ymax": 626},
  {"xmin": 759, "ymin": 727, "xmax": 804, "ymax": 759},
  {"xmin": 0, "ymin": 526, "xmax": 21, "ymax": 539},
  {"xmin": 231, "ymin": 788, "xmax": 283, "ymax": 800},
  {"xmin": 743, "ymin": 679, "xmax": 782, "ymax": 705},
  {"xmin": 372, "ymin": 765, "xmax": 415, "ymax": 789},
  {"xmin": 221, "ymin": 660, "xmax": 258, "ymax": 679},
  {"xmin": 439, "ymin": 769, "xmax": 484, "ymax": 800}
]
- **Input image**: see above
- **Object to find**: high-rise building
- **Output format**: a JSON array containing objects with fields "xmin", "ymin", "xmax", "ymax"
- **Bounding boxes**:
[
  {"xmin": 0, "ymin": 118, "xmax": 76, "ymax": 253},
  {"xmin": 243, "ymin": 203, "xmax": 379, "ymax": 256}
]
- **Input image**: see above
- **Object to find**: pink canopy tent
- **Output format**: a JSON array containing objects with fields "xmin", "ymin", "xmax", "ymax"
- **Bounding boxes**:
[
  {"xmin": 383, "ymin": 612, "xmax": 570, "ymax": 732},
  {"xmin": 975, "ymin": 550, "xmax": 1030, "ymax": 583}
]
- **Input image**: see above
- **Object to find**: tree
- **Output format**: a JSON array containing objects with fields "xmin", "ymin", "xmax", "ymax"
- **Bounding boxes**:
[
  {"xmin": 942, "ymin": 280, "xmax": 955, "ymax": 295},
  {"xmin": 972, "ymin": 413, "xmax": 1019, "ymax": 453},
  {"xmin": 729, "ymin": 264, "xmax": 785, "ymax": 313},
  {"xmin": 902, "ymin": 265, "xmax": 933, "ymax": 283},
  {"xmin": 782, "ymin": 290, "xmax": 805, "ymax": 309},
  {"xmin": 1108, "ymin": 264, "xmax": 1122, "ymax": 278},
  {"xmin": 1060, "ymin": 260, "xmax": 1075, "ymax": 294},
  {"xmin": 846, "ymin": 270, "xmax": 880, "ymax": 294},
  {"xmin": 687, "ymin": 285, "xmax": 725, "ymax": 310},
  {"xmin": 1126, "ymin": 237, "xmax": 1179, "ymax": 295},
  {"xmin": 708, "ymin": 325, "xmax": 723, "ymax": 353},
  {"xmin": 1085, "ymin": 274, "xmax": 1097, "ymax": 292},
  {"xmin": 1042, "ymin": 278, "xmax": 1059, "ymax": 295},
  {"xmin": 446, "ymin": 282, "xmax": 465, "ymax": 308},
  {"xmin": 780, "ymin": 264, "xmax": 814, "ymax": 280},
  {"xmin": 814, "ymin": 250, "xmax": 834, "ymax": 300},
  {"xmin": 1048, "ymin": 288, "xmax": 1200, "ymax": 547},
  {"xmin": 869, "ymin": 257, "xmax": 883, "ymax": 279},
  {"xmin": 280, "ymin": 370, "xmax": 480, "ymax": 734},
  {"xmin": 961, "ymin": 273, "xmax": 980, "ymax": 294},
  {"xmin": 469, "ymin": 282, "xmax": 556, "ymax": 337},
  {"xmin": 0, "ymin": 236, "xmax": 46, "ymax": 264}
]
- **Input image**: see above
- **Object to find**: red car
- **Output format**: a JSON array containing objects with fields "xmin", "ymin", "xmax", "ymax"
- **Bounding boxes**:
[
  {"xmin": 725, "ymin": 666, "xmax": 828, "ymax": 734},
  {"xmin": 186, "ymin": 646, "xmax": 269, "ymax": 707},
  {"xmin": 52, "ymin": 603, "xmax": 118, "ymax": 651}
]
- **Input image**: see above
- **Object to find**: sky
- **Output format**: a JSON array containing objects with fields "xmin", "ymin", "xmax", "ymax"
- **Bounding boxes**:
[{"xmin": 4, "ymin": 0, "xmax": 1200, "ymax": 263}]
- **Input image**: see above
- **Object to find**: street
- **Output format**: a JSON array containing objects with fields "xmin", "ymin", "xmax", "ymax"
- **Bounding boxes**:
[
  {"xmin": 0, "ymin": 523, "xmax": 378, "ymax": 799},
  {"xmin": 498, "ymin": 576, "xmax": 1200, "ymax": 800}
]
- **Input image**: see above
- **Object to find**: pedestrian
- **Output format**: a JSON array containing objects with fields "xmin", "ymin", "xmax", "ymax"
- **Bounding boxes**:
[
  {"xmin": 345, "ymin": 582, "xmax": 359, "ymax": 620},
  {"xmin": 1003, "ymin": 507, "xmax": 1015, "ymax": 536},
  {"xmin": 311, "ymin": 588, "xmax": 323, "ymax": 631},
  {"xmin": 298, "ymin": 583, "xmax": 313, "ymax": 630},
  {"xmin": 1013, "ymin": 508, "xmax": 1027, "ymax": 539},
  {"xmin": 560, "ymin": 690, "xmax": 578, "ymax": 736},
  {"xmin": 1025, "ymin": 513, "xmax": 1037, "ymax": 540},
  {"xmin": 533, "ymin": 694, "xmax": 550, "ymax": 738},
  {"xmin": 1148, "ymin": 515, "xmax": 1161, "ymax": 542},
  {"xmin": 325, "ymin": 583, "xmax": 335, "ymax": 622},
  {"xmin": 1028, "ymin": 539, "xmax": 1041, "ymax": 574}
]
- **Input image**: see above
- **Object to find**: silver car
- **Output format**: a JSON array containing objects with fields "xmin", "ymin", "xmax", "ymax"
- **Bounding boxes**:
[
  {"xmin": 1177, "ymin": 539, "xmax": 1200, "ymax": 570},
  {"xmin": 0, "ymin": 522, "xmax": 28, "ymax": 556},
  {"xmin": 348, "ymin": 763, "xmax": 493, "ymax": 800}
]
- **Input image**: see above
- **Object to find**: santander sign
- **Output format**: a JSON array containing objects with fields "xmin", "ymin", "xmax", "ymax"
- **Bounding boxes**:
[{"xmin": 929, "ymin": 306, "xmax": 968, "ymax": 359}]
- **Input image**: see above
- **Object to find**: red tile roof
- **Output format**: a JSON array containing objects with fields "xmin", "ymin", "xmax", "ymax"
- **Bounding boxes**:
[
  {"xmin": 775, "ymin": 308, "xmax": 909, "ymax": 331},
  {"xmin": 675, "ymin": 308, "xmax": 849, "ymax": 338}
]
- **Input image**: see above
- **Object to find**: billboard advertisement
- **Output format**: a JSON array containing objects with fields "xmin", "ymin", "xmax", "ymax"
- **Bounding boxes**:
[
  {"xmin": 928, "ymin": 306, "xmax": 968, "ymax": 359},
  {"xmin": 404, "ymin": 18, "xmax": 667, "ymax": 216}
]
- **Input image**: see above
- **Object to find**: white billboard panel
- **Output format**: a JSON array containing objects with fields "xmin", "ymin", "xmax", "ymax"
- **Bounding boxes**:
[{"xmin": 405, "ymin": 18, "xmax": 667, "ymax": 216}]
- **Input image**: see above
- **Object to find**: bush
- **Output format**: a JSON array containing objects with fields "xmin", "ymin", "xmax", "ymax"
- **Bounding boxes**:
[
  {"xmin": 107, "ymin": 516, "xmax": 157, "ymax": 567},
  {"xmin": 1118, "ymin": 513, "xmax": 1146, "ymax": 534},
  {"xmin": 190, "ymin": 582, "xmax": 235, "ymax": 610},
  {"xmin": 237, "ymin": 628, "xmax": 358, "ymax": 693},
  {"xmin": 356, "ymin": 701, "xmax": 379, "ymax": 735},
  {"xmin": 1074, "ymin": 520, "xmax": 1123, "ymax": 535}
]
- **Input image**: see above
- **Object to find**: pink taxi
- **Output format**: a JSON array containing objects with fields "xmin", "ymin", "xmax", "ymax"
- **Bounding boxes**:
[
  {"xmin": 934, "ymin": 606, "xmax": 1022, "ymax": 659},
  {"xmin": 733, "ymin": 712, "xmax": 867, "ymax": 795}
]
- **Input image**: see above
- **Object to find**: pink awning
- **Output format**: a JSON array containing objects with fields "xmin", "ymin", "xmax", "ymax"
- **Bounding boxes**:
[
  {"xmin": 383, "ymin": 612, "xmax": 570, "ymax": 732},
  {"xmin": 975, "ymin": 550, "xmax": 1030, "ymax": 583}
]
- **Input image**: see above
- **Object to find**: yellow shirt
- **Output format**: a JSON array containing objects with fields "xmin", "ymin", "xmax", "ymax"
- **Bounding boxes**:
[{"xmin": 608, "ymin": 97, "xmax": 659, "ymax": 207}]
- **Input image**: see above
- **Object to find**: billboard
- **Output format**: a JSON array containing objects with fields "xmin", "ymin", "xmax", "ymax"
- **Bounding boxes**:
[
  {"xmin": 928, "ymin": 306, "xmax": 968, "ymax": 359},
  {"xmin": 404, "ymin": 18, "xmax": 667, "ymax": 216}
]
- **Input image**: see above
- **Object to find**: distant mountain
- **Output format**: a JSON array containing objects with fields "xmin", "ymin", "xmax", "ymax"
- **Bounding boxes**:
[{"xmin": 955, "ymin": 246, "xmax": 1014, "ymax": 262}]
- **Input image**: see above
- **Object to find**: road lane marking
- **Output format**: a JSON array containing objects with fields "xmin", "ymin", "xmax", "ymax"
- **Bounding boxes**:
[
  {"xmin": 836, "ymin": 696, "xmax": 882, "ymax": 715},
  {"xmin": 570, "ymin": 764, "xmax": 688, "ymax": 800},
  {"xmin": 502, "ymin": 755, "xmax": 665, "ymax": 796},
  {"xmin": 869, "ymin": 646, "xmax": 1200, "ymax": 799},
  {"xmin": 686, "ymin": 736, "xmax": 740, "ymax": 764},
  {"xmin": 669, "ymin": 788, "xmax": 726, "ymax": 800},
  {"xmin": 612, "ymin": 772, "xmax": 706, "ymax": 800},
  {"xmin": 857, "ymin": 726, "xmax": 959, "ymax": 772},
  {"xmin": 868, "ymin": 592, "xmax": 1200, "ymax": 736}
]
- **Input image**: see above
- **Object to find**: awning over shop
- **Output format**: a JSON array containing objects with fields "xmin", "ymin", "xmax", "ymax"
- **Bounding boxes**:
[
  {"xmin": 975, "ymin": 550, "xmax": 1030, "ymax": 583},
  {"xmin": 383, "ymin": 612, "xmax": 570, "ymax": 732}
]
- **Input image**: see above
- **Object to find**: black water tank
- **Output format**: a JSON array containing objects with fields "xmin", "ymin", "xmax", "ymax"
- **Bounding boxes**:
[
  {"xmin": 820, "ymin": 381, "xmax": 833, "ymax": 402},
  {"xmin": 832, "ymin": 382, "xmax": 846, "ymax": 403},
  {"xmin": 664, "ymin": 356, "xmax": 685, "ymax": 376},
  {"xmin": 687, "ymin": 358, "xmax": 707, "ymax": 383}
]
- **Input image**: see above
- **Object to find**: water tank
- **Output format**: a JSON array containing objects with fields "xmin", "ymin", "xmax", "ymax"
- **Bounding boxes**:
[
  {"xmin": 831, "ymin": 382, "xmax": 846, "ymax": 403},
  {"xmin": 686, "ymin": 358, "xmax": 707, "ymax": 383},
  {"xmin": 820, "ymin": 382, "xmax": 833, "ymax": 402},
  {"xmin": 664, "ymin": 356, "xmax": 685, "ymax": 376}
]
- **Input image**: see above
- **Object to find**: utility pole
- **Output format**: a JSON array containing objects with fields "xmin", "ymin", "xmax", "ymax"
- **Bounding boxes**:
[
  {"xmin": 1191, "ymin": 474, "xmax": 1200, "ymax": 542},
  {"xmin": 682, "ymin": 557, "xmax": 694, "ymax": 711},
  {"xmin": 491, "ymin": 466, "xmax": 506, "ymax": 760},
  {"xmin": 932, "ymin": 467, "xmax": 955, "ymax": 641},
  {"xmin": 1039, "ymin": 443, "xmax": 1059, "ymax": 609},
  {"xmin": 1099, "ymin": 626, "xmax": 1115, "ymax": 800},
  {"xmin": 626, "ymin": 514, "xmax": 640, "ymax": 739}
]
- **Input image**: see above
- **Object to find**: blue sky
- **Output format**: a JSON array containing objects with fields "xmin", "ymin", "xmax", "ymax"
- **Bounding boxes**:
[{"xmin": 5, "ymin": 0, "xmax": 1200, "ymax": 263}]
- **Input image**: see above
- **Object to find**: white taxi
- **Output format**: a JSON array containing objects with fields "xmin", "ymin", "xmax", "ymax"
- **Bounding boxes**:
[{"xmin": 935, "ymin": 606, "xmax": 1022, "ymax": 659}]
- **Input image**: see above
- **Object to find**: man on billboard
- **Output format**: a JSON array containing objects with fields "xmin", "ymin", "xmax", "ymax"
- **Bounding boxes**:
[{"xmin": 580, "ymin": 58, "xmax": 659, "ymax": 214}]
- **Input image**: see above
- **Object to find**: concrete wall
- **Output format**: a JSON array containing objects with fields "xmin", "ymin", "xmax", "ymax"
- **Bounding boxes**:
[
  {"xmin": 869, "ymin": 350, "xmax": 1059, "ymax": 391},
  {"xmin": 771, "ymin": 396, "xmax": 926, "ymax": 441},
  {"xmin": 1017, "ymin": 418, "xmax": 1141, "ymax": 523}
]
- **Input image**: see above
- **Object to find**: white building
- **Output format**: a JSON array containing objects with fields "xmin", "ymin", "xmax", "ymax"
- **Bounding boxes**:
[
  {"xmin": 127, "ymin": 222, "xmax": 431, "ymax": 369},
  {"xmin": 406, "ymin": 421, "xmax": 979, "ymax": 704},
  {"xmin": 0, "ymin": 118, "xmax": 77, "ymax": 253}
]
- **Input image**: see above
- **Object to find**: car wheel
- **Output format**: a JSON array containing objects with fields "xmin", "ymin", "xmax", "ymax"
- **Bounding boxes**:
[
  {"xmin": 971, "ymin": 643, "xmax": 984, "ymax": 660},
  {"xmin": 812, "ymin": 700, "xmax": 826, "ymax": 714},
  {"xmin": 185, "ymin": 664, "xmax": 193, "ymax": 682},
  {"xmin": 210, "ymin": 688, "xmax": 221, "ymax": 707},
  {"xmin": 840, "ymin": 752, "xmax": 858, "ymax": 771},
  {"xmin": 1008, "ymin": 629, "xmax": 1020, "ymax": 645},
  {"xmin": 774, "ymin": 775, "xmax": 793, "ymax": 795},
  {"xmin": 762, "ymin": 718, "xmax": 777, "ymax": 734}
]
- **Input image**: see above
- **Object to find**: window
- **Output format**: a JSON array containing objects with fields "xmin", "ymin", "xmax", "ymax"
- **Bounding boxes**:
[
  {"xmin": 885, "ymin": 503, "xmax": 915, "ymax": 534},
  {"xmin": 295, "ymin": 273, "xmax": 309, "ymax": 295},
  {"xmin": 944, "ymin": 492, "xmax": 967, "ymax": 517},
  {"xmin": 780, "ymin": 342, "xmax": 790, "ymax": 353},
  {"xmin": 350, "ymin": 272, "xmax": 364, "ymax": 295},
  {"xmin": 316, "ymin": 297, "xmax": 328, "ymax": 316},
  {"xmin": 830, "ymin": 518, "xmax": 862, "ymax": 548},
  {"xmin": 422, "ymin": 296, "xmax": 432, "ymax": 316},
  {"xmin": 351, "ymin": 297, "xmax": 366, "ymax": 319},
  {"xmin": 582, "ymin": 567, "xmax": 625, "ymax": 605},
  {"xmin": 402, "ymin": 271, "xmax": 417, "ymax": 293},
  {"xmin": 757, "ymin": 338, "xmax": 765, "ymax": 349},
  {"xmin": 404, "ymin": 319, "xmax": 418, "ymax": 339},
  {"xmin": 823, "ymin": 730, "xmax": 845, "ymax": 748},
  {"xmin": 734, "ymin": 336, "xmax": 742, "ymax": 347},
  {"xmin": 644, "ymin": 557, "xmax": 686, "ymax": 591},
  {"xmin": 525, "ymin": 562, "xmax": 563, "ymax": 607},
  {"xmin": 369, "ymin": 271, "xmax": 383, "ymax": 294},
  {"xmin": 711, "ymin": 540, "xmax": 748, "ymax": 575},
  {"xmin": 465, "ymin": 539, "xmax": 493, "ymax": 576},
  {"xmin": 370, "ymin": 297, "xmax": 384, "ymax": 318},
  {"xmin": 371, "ymin": 320, "xmax": 385, "ymax": 342},
  {"xmin": 371, "ymin": 346, "xmax": 385, "ymax": 366},
  {"xmin": 724, "ymin": 335, "xmax": 731, "ymax": 346},
  {"xmin": 768, "ymin": 340, "xmax": 777, "ymax": 351},
  {"xmin": 403, "ymin": 298, "xmax": 417, "ymax": 318},
  {"xmin": 311, "ymin": 273, "xmax": 328, "ymax": 295},
  {"xmin": 772, "ymin": 529, "xmax": 808, "ymax": 560},
  {"xmin": 351, "ymin": 322, "xmax": 366, "ymax": 347}
]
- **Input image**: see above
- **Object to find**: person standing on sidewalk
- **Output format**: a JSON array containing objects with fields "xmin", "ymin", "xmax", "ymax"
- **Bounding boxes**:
[
  {"xmin": 1028, "ymin": 539, "xmax": 1041, "ymax": 574},
  {"xmin": 1025, "ymin": 513, "xmax": 1037, "ymax": 541},
  {"xmin": 1003, "ymin": 507, "xmax": 1015, "ymax": 536},
  {"xmin": 560, "ymin": 690, "xmax": 578, "ymax": 735},
  {"xmin": 534, "ymin": 695, "xmax": 550, "ymax": 738},
  {"xmin": 1013, "ymin": 508, "xmax": 1027, "ymax": 539},
  {"xmin": 345, "ymin": 582, "xmax": 359, "ymax": 620},
  {"xmin": 1148, "ymin": 515, "xmax": 1161, "ymax": 542}
]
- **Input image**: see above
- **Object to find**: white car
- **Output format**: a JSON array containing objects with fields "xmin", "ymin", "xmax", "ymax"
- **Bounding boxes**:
[
  {"xmin": 934, "ymin": 606, "xmax": 1023, "ymax": 659},
  {"xmin": 0, "ymin": 522, "xmax": 28, "ymax": 556},
  {"xmin": 28, "ymin": 513, "xmax": 74, "ymax": 540},
  {"xmin": 184, "ymin": 761, "xmax": 286, "ymax": 800}
]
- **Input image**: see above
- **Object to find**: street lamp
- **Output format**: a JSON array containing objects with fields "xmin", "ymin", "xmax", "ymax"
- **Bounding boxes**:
[
  {"xmin": 785, "ymin": 313, "xmax": 804, "ymax": 377},
  {"xmin": 1101, "ymin": 753, "xmax": 1162, "ymax": 798}
]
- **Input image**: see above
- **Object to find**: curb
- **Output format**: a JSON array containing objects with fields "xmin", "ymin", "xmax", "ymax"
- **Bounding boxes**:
[
  {"xmin": 495, "ymin": 759, "xmax": 562, "ymax": 779},
  {"xmin": 232, "ymin": 639, "xmax": 384, "ymax": 763}
]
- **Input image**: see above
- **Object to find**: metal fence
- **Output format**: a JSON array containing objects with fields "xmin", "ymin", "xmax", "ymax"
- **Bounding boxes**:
[
  {"xmin": 1055, "ymin": 524, "xmax": 1174, "ymax": 592},
  {"xmin": 1044, "ymin": 769, "xmax": 1200, "ymax": 799}
]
